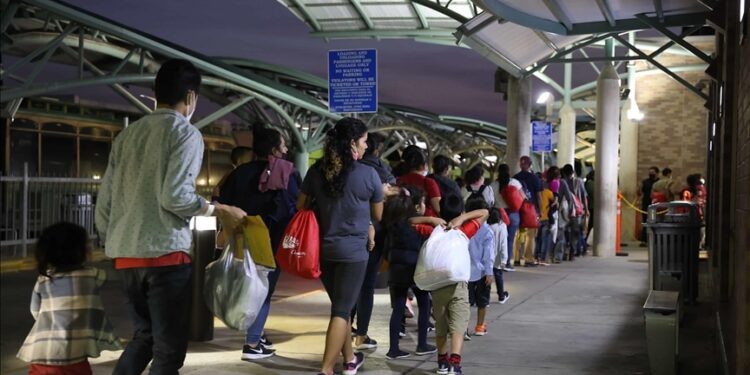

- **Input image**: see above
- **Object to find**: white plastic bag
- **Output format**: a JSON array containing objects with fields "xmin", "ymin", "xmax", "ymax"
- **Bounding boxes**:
[
  {"xmin": 414, "ymin": 226, "xmax": 471, "ymax": 291},
  {"xmin": 204, "ymin": 239, "xmax": 270, "ymax": 331}
]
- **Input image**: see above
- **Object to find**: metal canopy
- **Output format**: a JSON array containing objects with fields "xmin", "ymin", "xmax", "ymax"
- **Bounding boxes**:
[{"xmin": 277, "ymin": 0, "xmax": 710, "ymax": 77}]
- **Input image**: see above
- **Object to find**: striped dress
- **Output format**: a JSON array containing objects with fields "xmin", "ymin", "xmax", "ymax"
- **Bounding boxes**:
[{"xmin": 17, "ymin": 267, "xmax": 122, "ymax": 365}]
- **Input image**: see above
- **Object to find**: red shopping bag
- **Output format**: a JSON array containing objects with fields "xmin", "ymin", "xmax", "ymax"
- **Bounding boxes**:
[
  {"xmin": 276, "ymin": 209, "xmax": 321, "ymax": 279},
  {"xmin": 519, "ymin": 201, "xmax": 540, "ymax": 229}
]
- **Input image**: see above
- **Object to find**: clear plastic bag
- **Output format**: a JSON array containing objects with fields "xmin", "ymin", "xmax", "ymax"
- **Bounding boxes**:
[
  {"xmin": 203, "ymin": 238, "xmax": 270, "ymax": 331},
  {"xmin": 414, "ymin": 226, "xmax": 471, "ymax": 291}
]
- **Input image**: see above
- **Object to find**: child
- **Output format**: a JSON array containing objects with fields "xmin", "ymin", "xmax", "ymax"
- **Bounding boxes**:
[
  {"xmin": 465, "ymin": 197, "xmax": 495, "ymax": 336},
  {"xmin": 534, "ymin": 177, "xmax": 556, "ymax": 266},
  {"xmin": 488, "ymin": 208, "xmax": 510, "ymax": 304},
  {"xmin": 382, "ymin": 186, "xmax": 442, "ymax": 360},
  {"xmin": 17, "ymin": 222, "xmax": 121, "ymax": 374},
  {"xmin": 413, "ymin": 195, "xmax": 488, "ymax": 375}
]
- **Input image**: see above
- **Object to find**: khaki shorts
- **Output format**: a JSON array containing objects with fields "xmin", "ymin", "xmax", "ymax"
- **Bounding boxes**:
[{"xmin": 431, "ymin": 282, "xmax": 470, "ymax": 337}]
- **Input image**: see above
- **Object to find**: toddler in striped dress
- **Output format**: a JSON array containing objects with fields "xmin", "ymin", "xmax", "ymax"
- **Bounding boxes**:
[{"xmin": 17, "ymin": 222, "xmax": 121, "ymax": 374}]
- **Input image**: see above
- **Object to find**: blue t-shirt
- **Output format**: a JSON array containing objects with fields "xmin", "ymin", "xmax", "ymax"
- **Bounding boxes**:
[
  {"xmin": 301, "ymin": 162, "xmax": 384, "ymax": 262},
  {"xmin": 513, "ymin": 170, "xmax": 542, "ymax": 210}
]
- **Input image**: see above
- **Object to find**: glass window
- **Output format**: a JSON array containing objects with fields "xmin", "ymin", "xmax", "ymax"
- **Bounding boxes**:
[
  {"xmin": 10, "ymin": 130, "xmax": 38, "ymax": 176},
  {"xmin": 12, "ymin": 118, "xmax": 38, "ymax": 130},
  {"xmin": 41, "ymin": 122, "xmax": 76, "ymax": 133},
  {"xmin": 41, "ymin": 134, "xmax": 76, "ymax": 176},
  {"xmin": 79, "ymin": 140, "xmax": 110, "ymax": 179}
]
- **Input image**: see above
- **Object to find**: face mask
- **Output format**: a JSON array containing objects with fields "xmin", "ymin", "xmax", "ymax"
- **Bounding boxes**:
[
  {"xmin": 185, "ymin": 91, "xmax": 197, "ymax": 122},
  {"xmin": 420, "ymin": 169, "xmax": 428, "ymax": 177},
  {"xmin": 186, "ymin": 105, "xmax": 195, "ymax": 122},
  {"xmin": 351, "ymin": 148, "xmax": 360, "ymax": 160}
]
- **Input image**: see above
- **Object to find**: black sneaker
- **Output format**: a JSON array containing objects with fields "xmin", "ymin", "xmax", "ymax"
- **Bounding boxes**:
[
  {"xmin": 399, "ymin": 324, "xmax": 406, "ymax": 338},
  {"xmin": 415, "ymin": 343, "xmax": 437, "ymax": 355},
  {"xmin": 427, "ymin": 321, "xmax": 435, "ymax": 332},
  {"xmin": 259, "ymin": 334, "xmax": 274, "ymax": 349},
  {"xmin": 463, "ymin": 330, "xmax": 471, "ymax": 341},
  {"xmin": 437, "ymin": 359, "xmax": 450, "ymax": 374},
  {"xmin": 241, "ymin": 344, "xmax": 275, "ymax": 360},
  {"xmin": 355, "ymin": 336, "xmax": 377, "ymax": 350},
  {"xmin": 386, "ymin": 349, "xmax": 411, "ymax": 360},
  {"xmin": 448, "ymin": 364, "xmax": 463, "ymax": 374},
  {"xmin": 498, "ymin": 291, "xmax": 510, "ymax": 304},
  {"xmin": 342, "ymin": 352, "xmax": 365, "ymax": 375}
]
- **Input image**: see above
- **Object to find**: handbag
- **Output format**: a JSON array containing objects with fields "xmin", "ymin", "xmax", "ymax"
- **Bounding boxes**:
[
  {"xmin": 276, "ymin": 209, "xmax": 321, "ymax": 279},
  {"xmin": 519, "ymin": 200, "xmax": 540, "ymax": 229},
  {"xmin": 204, "ymin": 238, "xmax": 270, "ymax": 331}
]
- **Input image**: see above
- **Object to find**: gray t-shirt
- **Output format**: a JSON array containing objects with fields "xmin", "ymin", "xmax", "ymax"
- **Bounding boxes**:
[{"xmin": 302, "ymin": 162, "xmax": 384, "ymax": 263}]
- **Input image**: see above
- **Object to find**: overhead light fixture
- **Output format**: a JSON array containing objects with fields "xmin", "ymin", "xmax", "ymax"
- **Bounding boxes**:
[
  {"xmin": 484, "ymin": 155, "xmax": 498, "ymax": 162},
  {"xmin": 415, "ymin": 141, "xmax": 427, "ymax": 149},
  {"xmin": 536, "ymin": 91, "xmax": 551, "ymax": 104}
]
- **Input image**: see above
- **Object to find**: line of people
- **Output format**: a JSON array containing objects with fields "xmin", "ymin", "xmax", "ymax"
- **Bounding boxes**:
[{"xmin": 16, "ymin": 58, "xmax": 597, "ymax": 375}]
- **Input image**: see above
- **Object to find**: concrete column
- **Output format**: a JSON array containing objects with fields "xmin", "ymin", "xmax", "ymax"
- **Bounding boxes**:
[
  {"xmin": 506, "ymin": 76, "xmax": 532, "ymax": 174},
  {"xmin": 557, "ymin": 104, "xmax": 576, "ymax": 167},
  {"xmin": 294, "ymin": 151, "xmax": 309, "ymax": 179},
  {"xmin": 618, "ymin": 32, "xmax": 640, "ymax": 242},
  {"xmin": 593, "ymin": 64, "xmax": 620, "ymax": 257},
  {"xmin": 619, "ymin": 101, "xmax": 639, "ymax": 243}
]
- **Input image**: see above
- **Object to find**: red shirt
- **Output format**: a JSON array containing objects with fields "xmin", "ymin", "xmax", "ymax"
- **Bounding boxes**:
[
  {"xmin": 397, "ymin": 173, "xmax": 441, "ymax": 217},
  {"xmin": 114, "ymin": 252, "xmax": 192, "ymax": 269},
  {"xmin": 413, "ymin": 219, "xmax": 480, "ymax": 239}
]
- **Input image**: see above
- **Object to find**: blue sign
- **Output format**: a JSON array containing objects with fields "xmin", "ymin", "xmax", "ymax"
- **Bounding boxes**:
[
  {"xmin": 328, "ymin": 49, "xmax": 377, "ymax": 113},
  {"xmin": 531, "ymin": 121, "xmax": 552, "ymax": 152}
]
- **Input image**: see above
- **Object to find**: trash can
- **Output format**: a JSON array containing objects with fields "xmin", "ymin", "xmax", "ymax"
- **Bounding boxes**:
[
  {"xmin": 644, "ymin": 201, "xmax": 702, "ymax": 304},
  {"xmin": 189, "ymin": 216, "xmax": 217, "ymax": 341},
  {"xmin": 643, "ymin": 290, "xmax": 680, "ymax": 375}
]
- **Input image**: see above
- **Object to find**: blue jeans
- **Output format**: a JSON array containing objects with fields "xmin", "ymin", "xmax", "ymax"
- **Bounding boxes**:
[
  {"xmin": 535, "ymin": 221, "xmax": 552, "ymax": 261},
  {"xmin": 505, "ymin": 210, "xmax": 520, "ymax": 266},
  {"xmin": 114, "ymin": 264, "xmax": 192, "ymax": 375},
  {"xmin": 352, "ymin": 246, "xmax": 382, "ymax": 336},
  {"xmin": 554, "ymin": 226, "xmax": 567, "ymax": 261},
  {"xmin": 245, "ymin": 267, "xmax": 281, "ymax": 344},
  {"xmin": 492, "ymin": 267, "xmax": 505, "ymax": 296}
]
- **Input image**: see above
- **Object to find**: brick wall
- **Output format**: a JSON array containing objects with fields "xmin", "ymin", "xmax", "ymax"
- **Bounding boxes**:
[{"xmin": 635, "ymin": 51, "xmax": 710, "ymax": 192}]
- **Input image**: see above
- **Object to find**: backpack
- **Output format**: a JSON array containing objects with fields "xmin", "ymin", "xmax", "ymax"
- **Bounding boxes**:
[
  {"xmin": 500, "ymin": 185, "xmax": 524, "ymax": 212},
  {"xmin": 570, "ymin": 179, "xmax": 585, "ymax": 217},
  {"xmin": 466, "ymin": 184, "xmax": 489, "ymax": 205},
  {"xmin": 430, "ymin": 175, "xmax": 464, "ymax": 215}
]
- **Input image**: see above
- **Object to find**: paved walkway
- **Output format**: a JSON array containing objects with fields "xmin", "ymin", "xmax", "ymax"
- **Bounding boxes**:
[{"xmin": 2, "ymin": 247, "xmax": 654, "ymax": 375}]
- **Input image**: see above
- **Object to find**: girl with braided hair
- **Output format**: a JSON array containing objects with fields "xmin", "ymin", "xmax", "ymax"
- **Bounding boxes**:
[{"xmin": 298, "ymin": 117, "xmax": 385, "ymax": 375}]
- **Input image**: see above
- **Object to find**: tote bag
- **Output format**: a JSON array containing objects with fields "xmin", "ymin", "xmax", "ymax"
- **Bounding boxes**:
[{"xmin": 276, "ymin": 209, "xmax": 321, "ymax": 279}]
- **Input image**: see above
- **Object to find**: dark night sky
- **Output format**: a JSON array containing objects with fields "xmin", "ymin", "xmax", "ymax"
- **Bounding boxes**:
[{"xmin": 62, "ymin": 0, "xmax": 603, "ymax": 124}]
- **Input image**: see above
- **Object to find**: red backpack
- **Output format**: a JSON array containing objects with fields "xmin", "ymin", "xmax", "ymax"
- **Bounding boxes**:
[
  {"xmin": 276, "ymin": 209, "xmax": 321, "ymax": 279},
  {"xmin": 500, "ymin": 185, "xmax": 524, "ymax": 212}
]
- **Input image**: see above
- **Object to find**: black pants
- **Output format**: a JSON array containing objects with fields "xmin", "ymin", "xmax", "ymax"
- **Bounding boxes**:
[
  {"xmin": 320, "ymin": 260, "xmax": 368, "ymax": 319},
  {"xmin": 388, "ymin": 285, "xmax": 430, "ymax": 352},
  {"xmin": 114, "ymin": 264, "xmax": 192, "ymax": 375},
  {"xmin": 351, "ymin": 246, "xmax": 382, "ymax": 336}
]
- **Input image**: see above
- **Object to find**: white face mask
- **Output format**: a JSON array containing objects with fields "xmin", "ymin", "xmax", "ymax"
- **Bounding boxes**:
[
  {"xmin": 420, "ymin": 169, "xmax": 428, "ymax": 177},
  {"xmin": 185, "ymin": 91, "xmax": 197, "ymax": 122}
]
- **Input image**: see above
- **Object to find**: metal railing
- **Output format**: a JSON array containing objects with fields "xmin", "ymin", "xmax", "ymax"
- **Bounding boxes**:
[{"xmin": 1, "ymin": 164, "xmax": 100, "ymax": 259}]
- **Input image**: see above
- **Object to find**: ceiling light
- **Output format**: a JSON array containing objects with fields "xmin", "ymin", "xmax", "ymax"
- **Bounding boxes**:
[{"xmin": 536, "ymin": 92, "xmax": 550, "ymax": 104}]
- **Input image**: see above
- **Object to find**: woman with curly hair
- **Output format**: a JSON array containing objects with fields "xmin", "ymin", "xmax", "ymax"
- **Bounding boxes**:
[{"xmin": 298, "ymin": 117, "xmax": 385, "ymax": 375}]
